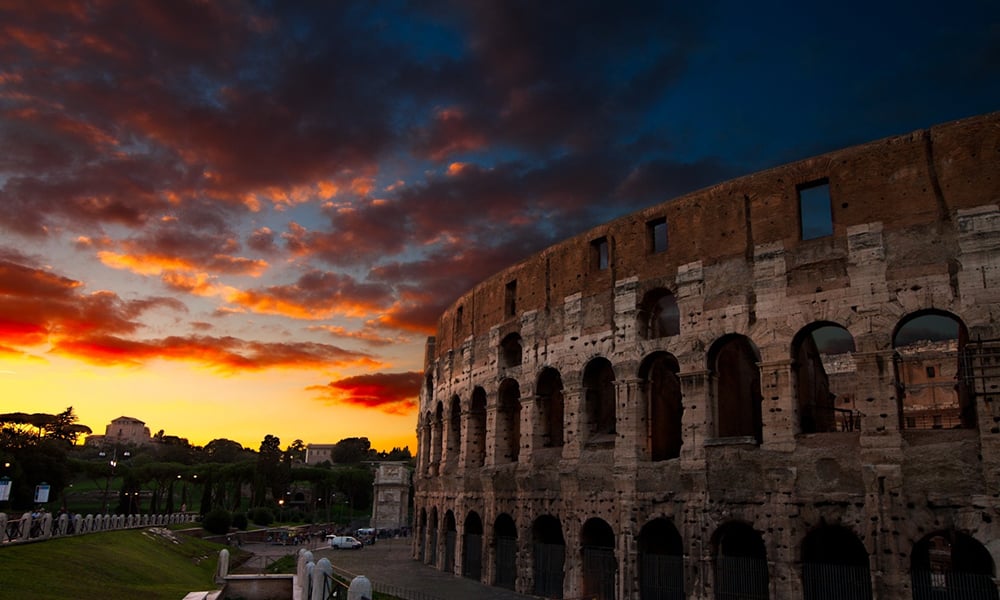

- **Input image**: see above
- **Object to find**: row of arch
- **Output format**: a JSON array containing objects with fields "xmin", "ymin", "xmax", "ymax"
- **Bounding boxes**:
[
  {"xmin": 420, "ymin": 310, "xmax": 973, "ymax": 472},
  {"xmin": 415, "ymin": 506, "xmax": 998, "ymax": 599}
]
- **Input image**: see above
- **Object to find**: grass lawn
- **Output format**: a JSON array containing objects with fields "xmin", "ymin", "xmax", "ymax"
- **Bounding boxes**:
[{"xmin": 0, "ymin": 528, "xmax": 228, "ymax": 600}]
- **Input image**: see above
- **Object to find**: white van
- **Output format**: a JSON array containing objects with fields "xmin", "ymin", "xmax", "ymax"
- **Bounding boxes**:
[{"xmin": 327, "ymin": 535, "xmax": 363, "ymax": 549}]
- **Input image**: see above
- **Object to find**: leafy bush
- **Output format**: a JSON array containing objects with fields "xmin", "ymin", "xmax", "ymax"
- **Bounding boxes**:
[
  {"xmin": 231, "ymin": 512, "xmax": 248, "ymax": 530},
  {"xmin": 249, "ymin": 507, "xmax": 274, "ymax": 526},
  {"xmin": 202, "ymin": 508, "xmax": 232, "ymax": 535}
]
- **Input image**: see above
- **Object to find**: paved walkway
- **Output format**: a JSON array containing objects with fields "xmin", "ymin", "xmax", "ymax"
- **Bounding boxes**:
[{"xmin": 238, "ymin": 537, "xmax": 535, "ymax": 600}]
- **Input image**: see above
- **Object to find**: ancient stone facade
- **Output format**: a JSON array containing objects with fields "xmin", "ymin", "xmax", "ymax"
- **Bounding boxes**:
[
  {"xmin": 371, "ymin": 462, "xmax": 411, "ymax": 531},
  {"xmin": 412, "ymin": 112, "xmax": 1000, "ymax": 600}
]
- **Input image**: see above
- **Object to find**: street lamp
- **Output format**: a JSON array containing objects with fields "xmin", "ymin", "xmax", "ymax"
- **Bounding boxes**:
[
  {"xmin": 278, "ymin": 499, "xmax": 285, "ymax": 523},
  {"xmin": 100, "ymin": 448, "xmax": 129, "ymax": 514}
]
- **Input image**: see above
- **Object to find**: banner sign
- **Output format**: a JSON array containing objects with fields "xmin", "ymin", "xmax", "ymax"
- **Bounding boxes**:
[
  {"xmin": 0, "ymin": 477, "xmax": 10, "ymax": 502},
  {"xmin": 33, "ymin": 483, "xmax": 50, "ymax": 504}
]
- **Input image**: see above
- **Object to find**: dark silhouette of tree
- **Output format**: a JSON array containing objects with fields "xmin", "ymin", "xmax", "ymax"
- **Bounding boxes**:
[{"xmin": 333, "ymin": 437, "xmax": 374, "ymax": 463}]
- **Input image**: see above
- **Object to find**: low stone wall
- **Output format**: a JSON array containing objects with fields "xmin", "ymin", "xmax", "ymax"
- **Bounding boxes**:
[{"xmin": 0, "ymin": 510, "xmax": 198, "ymax": 544}]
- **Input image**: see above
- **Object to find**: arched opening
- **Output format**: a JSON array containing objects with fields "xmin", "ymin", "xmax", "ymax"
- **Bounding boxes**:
[
  {"xmin": 583, "ymin": 357, "xmax": 617, "ymax": 444},
  {"xmin": 893, "ymin": 311, "xmax": 973, "ymax": 430},
  {"xmin": 712, "ymin": 521, "xmax": 768, "ymax": 600},
  {"xmin": 494, "ymin": 513, "xmax": 518, "ymax": 590},
  {"xmin": 911, "ymin": 530, "xmax": 998, "ymax": 599},
  {"xmin": 498, "ymin": 379, "xmax": 521, "ymax": 462},
  {"xmin": 537, "ymin": 367, "xmax": 565, "ymax": 447},
  {"xmin": 709, "ymin": 335, "xmax": 763, "ymax": 443},
  {"xmin": 501, "ymin": 333, "xmax": 523, "ymax": 368},
  {"xmin": 463, "ymin": 511, "xmax": 483, "ymax": 580},
  {"xmin": 425, "ymin": 373, "xmax": 434, "ymax": 403},
  {"xmin": 793, "ymin": 323, "xmax": 859, "ymax": 433},
  {"xmin": 447, "ymin": 395, "xmax": 461, "ymax": 470},
  {"xmin": 638, "ymin": 518, "xmax": 685, "ymax": 600},
  {"xmin": 469, "ymin": 387, "xmax": 487, "ymax": 467},
  {"xmin": 533, "ymin": 515, "xmax": 565, "ymax": 598},
  {"xmin": 428, "ymin": 507, "xmax": 439, "ymax": 566},
  {"xmin": 801, "ymin": 525, "xmax": 872, "ymax": 599},
  {"xmin": 444, "ymin": 510, "xmax": 457, "ymax": 573},
  {"xmin": 581, "ymin": 518, "xmax": 617, "ymax": 600},
  {"xmin": 638, "ymin": 288, "xmax": 680, "ymax": 339},
  {"xmin": 639, "ymin": 352, "xmax": 683, "ymax": 461}
]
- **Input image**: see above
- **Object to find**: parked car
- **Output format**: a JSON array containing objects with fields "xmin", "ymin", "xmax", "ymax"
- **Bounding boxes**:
[{"xmin": 327, "ymin": 535, "xmax": 363, "ymax": 549}]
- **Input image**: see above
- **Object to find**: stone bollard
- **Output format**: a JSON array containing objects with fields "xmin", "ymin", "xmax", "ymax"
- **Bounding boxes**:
[
  {"xmin": 310, "ymin": 558, "xmax": 333, "ymax": 600},
  {"xmin": 16, "ymin": 512, "xmax": 31, "ymax": 541},
  {"xmin": 304, "ymin": 561, "xmax": 315, "ymax": 600},
  {"xmin": 40, "ymin": 512, "xmax": 52, "ymax": 538},
  {"xmin": 297, "ymin": 549, "xmax": 313, "ymax": 587},
  {"xmin": 57, "ymin": 512, "xmax": 68, "ymax": 536},
  {"xmin": 216, "ymin": 548, "xmax": 230, "ymax": 583},
  {"xmin": 83, "ymin": 514, "xmax": 93, "ymax": 533},
  {"xmin": 0, "ymin": 513, "xmax": 6, "ymax": 541},
  {"xmin": 72, "ymin": 514, "xmax": 82, "ymax": 534},
  {"xmin": 348, "ymin": 575, "xmax": 373, "ymax": 600}
]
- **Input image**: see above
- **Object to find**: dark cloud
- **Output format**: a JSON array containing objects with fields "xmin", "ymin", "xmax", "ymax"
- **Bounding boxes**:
[{"xmin": 311, "ymin": 371, "xmax": 423, "ymax": 414}]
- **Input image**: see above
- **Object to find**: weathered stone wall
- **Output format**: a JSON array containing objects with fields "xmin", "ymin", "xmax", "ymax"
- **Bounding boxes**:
[{"xmin": 413, "ymin": 112, "xmax": 1000, "ymax": 599}]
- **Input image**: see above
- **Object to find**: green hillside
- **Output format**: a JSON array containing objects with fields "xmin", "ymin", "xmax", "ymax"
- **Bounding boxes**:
[{"xmin": 0, "ymin": 528, "xmax": 225, "ymax": 600}]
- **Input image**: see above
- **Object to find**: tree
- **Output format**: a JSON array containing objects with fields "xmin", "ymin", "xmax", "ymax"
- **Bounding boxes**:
[
  {"xmin": 284, "ymin": 439, "xmax": 306, "ymax": 464},
  {"xmin": 45, "ymin": 406, "xmax": 91, "ymax": 444},
  {"xmin": 203, "ymin": 438, "xmax": 248, "ymax": 463},
  {"xmin": 255, "ymin": 434, "xmax": 287, "ymax": 505},
  {"xmin": 332, "ymin": 437, "xmax": 373, "ymax": 464}
]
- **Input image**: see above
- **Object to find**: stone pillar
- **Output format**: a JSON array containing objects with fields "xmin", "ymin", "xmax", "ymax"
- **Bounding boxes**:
[
  {"xmin": 759, "ymin": 358, "xmax": 796, "ymax": 451},
  {"xmin": 216, "ymin": 548, "xmax": 230, "ymax": 583},
  {"xmin": 562, "ymin": 385, "xmax": 585, "ymax": 461},
  {"xmin": 679, "ymin": 370, "xmax": 709, "ymax": 469},
  {"xmin": 297, "ymin": 549, "xmax": 313, "ymax": 588},
  {"xmin": 614, "ymin": 377, "xmax": 645, "ymax": 466},
  {"xmin": 310, "ymin": 558, "xmax": 333, "ymax": 600},
  {"xmin": 347, "ymin": 575, "xmax": 373, "ymax": 600},
  {"xmin": 519, "ymin": 391, "xmax": 539, "ymax": 463}
]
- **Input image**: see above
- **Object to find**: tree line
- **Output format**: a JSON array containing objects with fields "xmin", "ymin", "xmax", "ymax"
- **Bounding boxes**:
[{"xmin": 0, "ymin": 408, "xmax": 412, "ymax": 520}]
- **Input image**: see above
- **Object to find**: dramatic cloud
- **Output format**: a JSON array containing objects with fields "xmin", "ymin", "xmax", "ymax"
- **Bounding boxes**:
[{"xmin": 311, "ymin": 371, "xmax": 424, "ymax": 414}]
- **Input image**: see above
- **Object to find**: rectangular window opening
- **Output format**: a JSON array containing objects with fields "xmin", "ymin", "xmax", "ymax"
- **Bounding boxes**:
[
  {"xmin": 798, "ymin": 179, "xmax": 833, "ymax": 240},
  {"xmin": 590, "ymin": 237, "xmax": 609, "ymax": 271},
  {"xmin": 647, "ymin": 217, "xmax": 668, "ymax": 254},
  {"xmin": 926, "ymin": 366, "xmax": 936, "ymax": 378},
  {"xmin": 455, "ymin": 305, "xmax": 463, "ymax": 338},
  {"xmin": 505, "ymin": 280, "xmax": 517, "ymax": 317}
]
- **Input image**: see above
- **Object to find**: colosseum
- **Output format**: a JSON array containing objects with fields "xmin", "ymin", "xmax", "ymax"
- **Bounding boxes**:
[{"xmin": 412, "ymin": 111, "xmax": 1000, "ymax": 600}]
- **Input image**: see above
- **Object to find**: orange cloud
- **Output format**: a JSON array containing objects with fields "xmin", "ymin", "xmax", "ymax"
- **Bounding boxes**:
[{"xmin": 310, "ymin": 371, "xmax": 422, "ymax": 414}]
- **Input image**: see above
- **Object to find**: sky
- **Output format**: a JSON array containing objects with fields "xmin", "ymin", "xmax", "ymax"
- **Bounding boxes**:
[{"xmin": 1, "ymin": 1, "xmax": 998, "ymax": 452}]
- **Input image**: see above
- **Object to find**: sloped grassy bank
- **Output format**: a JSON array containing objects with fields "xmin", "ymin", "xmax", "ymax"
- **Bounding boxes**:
[{"xmin": 0, "ymin": 528, "xmax": 235, "ymax": 600}]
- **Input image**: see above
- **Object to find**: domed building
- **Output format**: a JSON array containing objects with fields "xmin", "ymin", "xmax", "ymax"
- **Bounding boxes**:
[{"xmin": 413, "ymin": 112, "xmax": 1000, "ymax": 600}]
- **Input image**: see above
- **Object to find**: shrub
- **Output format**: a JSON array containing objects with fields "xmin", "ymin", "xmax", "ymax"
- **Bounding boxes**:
[
  {"xmin": 232, "ymin": 512, "xmax": 248, "ymax": 531},
  {"xmin": 249, "ymin": 507, "xmax": 274, "ymax": 526},
  {"xmin": 202, "ymin": 508, "xmax": 232, "ymax": 535}
]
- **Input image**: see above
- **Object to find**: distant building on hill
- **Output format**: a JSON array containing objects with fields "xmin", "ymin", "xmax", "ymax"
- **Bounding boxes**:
[
  {"xmin": 305, "ymin": 443, "xmax": 337, "ymax": 465},
  {"xmin": 84, "ymin": 416, "xmax": 152, "ymax": 447}
]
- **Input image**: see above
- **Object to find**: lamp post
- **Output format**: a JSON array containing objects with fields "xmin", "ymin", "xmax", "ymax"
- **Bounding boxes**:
[
  {"xmin": 278, "ymin": 498, "xmax": 285, "ymax": 523},
  {"xmin": 99, "ymin": 449, "xmax": 129, "ymax": 514}
]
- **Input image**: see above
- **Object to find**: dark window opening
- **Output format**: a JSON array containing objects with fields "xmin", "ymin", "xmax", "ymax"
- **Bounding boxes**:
[
  {"xmin": 537, "ymin": 368, "xmax": 565, "ymax": 447},
  {"xmin": 713, "ymin": 522, "xmax": 769, "ymax": 600},
  {"xmin": 639, "ymin": 289, "xmax": 680, "ymax": 339},
  {"xmin": 794, "ymin": 323, "xmax": 859, "ymax": 434},
  {"xmin": 798, "ymin": 180, "xmax": 833, "ymax": 240},
  {"xmin": 926, "ymin": 366, "xmax": 936, "ymax": 378},
  {"xmin": 911, "ymin": 531, "xmax": 998, "ymax": 600},
  {"xmin": 648, "ymin": 217, "xmax": 668, "ymax": 254},
  {"xmin": 455, "ymin": 305, "xmax": 464, "ymax": 338},
  {"xmin": 583, "ymin": 358, "xmax": 616, "ymax": 443},
  {"xmin": 498, "ymin": 379, "xmax": 521, "ymax": 462},
  {"xmin": 640, "ymin": 352, "xmax": 683, "ymax": 461},
  {"xmin": 469, "ymin": 388, "xmax": 487, "ymax": 467},
  {"xmin": 505, "ymin": 280, "xmax": 517, "ymax": 317},
  {"xmin": 802, "ymin": 526, "xmax": 872, "ymax": 600},
  {"xmin": 711, "ymin": 336, "xmax": 763, "ymax": 443},
  {"xmin": 591, "ymin": 237, "xmax": 609, "ymax": 271},
  {"xmin": 500, "ymin": 333, "xmax": 523, "ymax": 368}
]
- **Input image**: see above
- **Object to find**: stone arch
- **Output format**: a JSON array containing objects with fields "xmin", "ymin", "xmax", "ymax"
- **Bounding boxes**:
[
  {"xmin": 708, "ymin": 335, "xmax": 763, "ymax": 443},
  {"xmin": 583, "ymin": 357, "xmax": 616, "ymax": 443},
  {"xmin": 421, "ymin": 410, "xmax": 434, "ymax": 475},
  {"xmin": 712, "ymin": 521, "xmax": 768, "ymax": 600},
  {"xmin": 801, "ymin": 524, "xmax": 872, "ymax": 600},
  {"xmin": 639, "ymin": 352, "xmax": 683, "ymax": 461},
  {"xmin": 497, "ymin": 378, "xmax": 521, "ymax": 462},
  {"xmin": 792, "ymin": 322, "xmax": 859, "ymax": 434},
  {"xmin": 446, "ymin": 395, "xmax": 461, "ymax": 470},
  {"xmin": 893, "ymin": 310, "xmax": 973, "ymax": 430},
  {"xmin": 580, "ymin": 518, "xmax": 617, "ymax": 600},
  {"xmin": 638, "ymin": 517, "xmax": 685, "ymax": 600},
  {"xmin": 424, "ymin": 373, "xmax": 434, "ymax": 403},
  {"xmin": 532, "ymin": 514, "xmax": 566, "ymax": 598},
  {"xmin": 463, "ymin": 511, "xmax": 484, "ymax": 580},
  {"xmin": 638, "ymin": 288, "xmax": 680, "ymax": 339},
  {"xmin": 444, "ymin": 509, "xmax": 457, "ymax": 573},
  {"xmin": 537, "ymin": 367, "xmax": 565, "ymax": 447},
  {"xmin": 501, "ymin": 332, "xmax": 523, "ymax": 368},
  {"xmin": 468, "ymin": 386, "xmax": 487, "ymax": 467},
  {"xmin": 494, "ymin": 513, "xmax": 518, "ymax": 590},
  {"xmin": 911, "ymin": 530, "xmax": 998, "ymax": 600}
]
